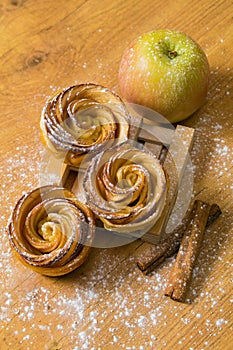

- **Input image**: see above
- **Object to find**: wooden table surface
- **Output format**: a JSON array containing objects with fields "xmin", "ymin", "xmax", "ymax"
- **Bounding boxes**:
[{"xmin": 0, "ymin": 0, "xmax": 232, "ymax": 349}]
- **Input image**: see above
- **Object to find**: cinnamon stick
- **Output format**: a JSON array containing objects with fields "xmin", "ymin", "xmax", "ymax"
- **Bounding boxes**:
[
  {"xmin": 165, "ymin": 200, "xmax": 211, "ymax": 302},
  {"xmin": 137, "ymin": 201, "xmax": 221, "ymax": 275}
]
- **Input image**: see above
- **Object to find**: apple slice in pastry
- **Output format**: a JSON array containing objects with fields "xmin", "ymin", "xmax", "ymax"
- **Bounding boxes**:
[
  {"xmin": 8, "ymin": 186, "xmax": 95, "ymax": 276},
  {"xmin": 83, "ymin": 142, "xmax": 167, "ymax": 236},
  {"xmin": 40, "ymin": 83, "xmax": 130, "ymax": 167}
]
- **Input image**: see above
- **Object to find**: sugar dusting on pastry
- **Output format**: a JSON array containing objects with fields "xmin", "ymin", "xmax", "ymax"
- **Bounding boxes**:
[{"xmin": 1, "ymin": 82, "xmax": 232, "ymax": 348}]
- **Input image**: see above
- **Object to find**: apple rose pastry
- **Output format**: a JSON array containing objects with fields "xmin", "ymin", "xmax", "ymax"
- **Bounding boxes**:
[
  {"xmin": 40, "ymin": 83, "xmax": 129, "ymax": 167},
  {"xmin": 83, "ymin": 142, "xmax": 167, "ymax": 235},
  {"xmin": 8, "ymin": 186, "xmax": 95, "ymax": 276}
]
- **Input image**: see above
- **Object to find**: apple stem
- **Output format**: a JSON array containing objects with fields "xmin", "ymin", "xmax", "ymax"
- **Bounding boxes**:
[{"xmin": 168, "ymin": 50, "xmax": 177, "ymax": 59}]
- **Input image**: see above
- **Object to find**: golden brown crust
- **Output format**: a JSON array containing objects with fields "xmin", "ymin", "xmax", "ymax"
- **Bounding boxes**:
[
  {"xmin": 83, "ymin": 142, "xmax": 167, "ymax": 235},
  {"xmin": 7, "ymin": 186, "xmax": 95, "ymax": 276},
  {"xmin": 40, "ymin": 83, "xmax": 130, "ymax": 167}
]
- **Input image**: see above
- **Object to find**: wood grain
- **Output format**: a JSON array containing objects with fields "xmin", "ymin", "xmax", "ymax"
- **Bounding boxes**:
[{"xmin": 0, "ymin": 0, "xmax": 232, "ymax": 349}]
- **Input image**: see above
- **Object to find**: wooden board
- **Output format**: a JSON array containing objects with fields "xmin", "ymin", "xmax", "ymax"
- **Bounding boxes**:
[
  {"xmin": 141, "ymin": 124, "xmax": 195, "ymax": 243},
  {"xmin": 1, "ymin": 1, "xmax": 233, "ymax": 350}
]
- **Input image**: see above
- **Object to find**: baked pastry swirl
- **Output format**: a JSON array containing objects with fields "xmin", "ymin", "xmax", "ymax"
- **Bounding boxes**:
[
  {"xmin": 40, "ymin": 83, "xmax": 130, "ymax": 167},
  {"xmin": 83, "ymin": 142, "xmax": 167, "ymax": 235},
  {"xmin": 8, "ymin": 186, "xmax": 95, "ymax": 276}
]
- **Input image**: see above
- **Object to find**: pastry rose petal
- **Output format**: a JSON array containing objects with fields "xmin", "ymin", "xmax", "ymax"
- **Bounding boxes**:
[
  {"xmin": 40, "ymin": 83, "xmax": 129, "ymax": 166},
  {"xmin": 8, "ymin": 186, "xmax": 95, "ymax": 276},
  {"xmin": 83, "ymin": 142, "xmax": 167, "ymax": 235}
]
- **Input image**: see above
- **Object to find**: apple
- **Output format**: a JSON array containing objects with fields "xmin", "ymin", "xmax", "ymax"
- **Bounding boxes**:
[{"xmin": 118, "ymin": 29, "xmax": 210, "ymax": 123}]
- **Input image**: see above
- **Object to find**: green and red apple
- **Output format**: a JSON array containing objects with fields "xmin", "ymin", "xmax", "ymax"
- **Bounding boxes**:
[{"xmin": 118, "ymin": 29, "xmax": 210, "ymax": 123}]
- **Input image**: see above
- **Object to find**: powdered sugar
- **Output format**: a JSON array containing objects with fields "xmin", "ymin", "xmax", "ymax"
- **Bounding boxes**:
[{"xmin": 0, "ymin": 88, "xmax": 232, "ymax": 349}]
